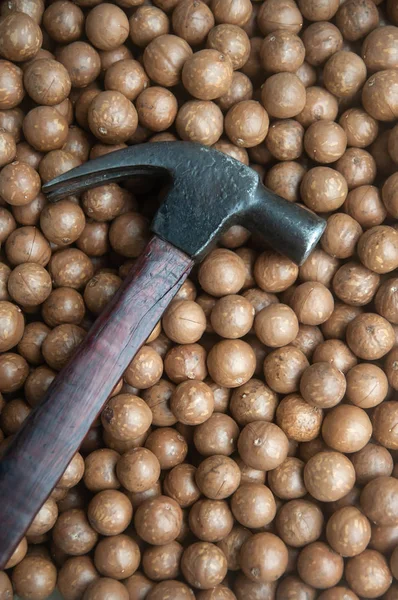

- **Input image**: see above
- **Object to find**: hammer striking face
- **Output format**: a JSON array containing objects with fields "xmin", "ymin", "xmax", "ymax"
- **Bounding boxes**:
[{"xmin": 0, "ymin": 142, "xmax": 325, "ymax": 569}]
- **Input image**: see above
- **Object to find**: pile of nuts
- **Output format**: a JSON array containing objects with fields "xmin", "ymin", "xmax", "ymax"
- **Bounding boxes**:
[{"xmin": 1, "ymin": 0, "xmax": 398, "ymax": 598}]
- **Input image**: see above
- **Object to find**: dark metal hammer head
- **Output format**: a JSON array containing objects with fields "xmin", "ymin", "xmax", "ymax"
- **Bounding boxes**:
[{"xmin": 43, "ymin": 142, "xmax": 325, "ymax": 264}]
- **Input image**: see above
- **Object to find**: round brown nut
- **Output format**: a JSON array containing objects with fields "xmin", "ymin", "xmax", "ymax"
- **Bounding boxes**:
[
  {"xmin": 276, "ymin": 393, "xmax": 323, "ymax": 442},
  {"xmin": 346, "ymin": 313, "xmax": 395, "ymax": 360},
  {"xmin": 124, "ymin": 346, "xmax": 163, "ymax": 390},
  {"xmin": 0, "ymin": 13, "xmax": 42, "ymax": 61},
  {"xmin": 321, "ymin": 213, "xmax": 362, "ymax": 259},
  {"xmin": 345, "ymin": 550, "xmax": 392, "ymax": 598},
  {"xmin": 238, "ymin": 421, "xmax": 289, "ymax": 471},
  {"xmin": 210, "ymin": 294, "xmax": 254, "ymax": 339},
  {"xmin": 23, "ymin": 105, "xmax": 69, "ymax": 152},
  {"xmin": 181, "ymin": 542, "xmax": 227, "ymax": 589},
  {"xmin": 332, "ymin": 260, "xmax": 380, "ymax": 308},
  {"xmin": 17, "ymin": 321, "xmax": 50, "ymax": 365},
  {"xmin": 346, "ymin": 363, "xmax": 388, "ymax": 409},
  {"xmin": 84, "ymin": 448, "xmax": 120, "ymax": 492},
  {"xmin": 84, "ymin": 272, "xmax": 121, "ymax": 316},
  {"xmin": 136, "ymin": 87, "xmax": 177, "ymax": 133},
  {"xmin": 58, "ymin": 41, "xmax": 101, "ymax": 88},
  {"xmin": 0, "ymin": 352, "xmax": 29, "ymax": 393},
  {"xmin": 53, "ymin": 509, "xmax": 98, "ymax": 555},
  {"xmin": 207, "ymin": 24, "xmax": 250, "ymax": 71},
  {"xmin": 297, "ymin": 86, "xmax": 339, "ymax": 128},
  {"xmin": 290, "ymin": 282, "xmax": 334, "ymax": 326},
  {"xmin": 81, "ymin": 184, "xmax": 125, "ymax": 222},
  {"xmin": 4, "ymin": 536, "xmax": 27, "ymax": 569},
  {"xmin": 104, "ymin": 59, "xmax": 149, "ymax": 102},
  {"xmin": 56, "ymin": 556, "xmax": 99, "ymax": 600},
  {"xmin": 143, "ymin": 34, "xmax": 193, "ymax": 87},
  {"xmin": 129, "ymin": 6, "xmax": 170, "ymax": 48},
  {"xmin": 42, "ymin": 288, "xmax": 85, "ymax": 327},
  {"xmin": 145, "ymin": 427, "xmax": 188, "ymax": 469},
  {"xmin": 257, "ymin": 0, "xmax": 303, "ymax": 35},
  {"xmin": 261, "ymin": 30, "xmax": 305, "ymax": 73},
  {"xmin": 116, "ymin": 447, "xmax": 160, "ymax": 493},
  {"xmin": 335, "ymin": 148, "xmax": 376, "ymax": 190},
  {"xmin": 101, "ymin": 394, "xmax": 152, "ymax": 441},
  {"xmin": 83, "ymin": 578, "xmax": 129, "ymax": 600},
  {"xmin": 189, "ymin": 497, "xmax": 234, "ymax": 542},
  {"xmin": 85, "ymin": 3, "xmax": 129, "ymax": 51},
  {"xmin": 88, "ymin": 490, "xmax": 132, "ymax": 536},
  {"xmin": 172, "ymin": 0, "xmax": 214, "ymax": 46},
  {"xmin": 42, "ymin": 0, "xmax": 84, "ymax": 43},
  {"xmin": 0, "ymin": 129, "xmax": 16, "ymax": 168},
  {"xmin": 351, "ymin": 443, "xmax": 393, "ymax": 486},
  {"xmin": 176, "ymin": 100, "xmax": 223, "ymax": 146},
  {"xmin": 142, "ymin": 541, "xmax": 183, "ymax": 582},
  {"xmin": 297, "ymin": 542, "xmax": 344, "ymax": 590},
  {"xmin": 304, "ymin": 121, "xmax": 347, "ymax": 164},
  {"xmin": 321, "ymin": 302, "xmax": 362, "ymax": 340},
  {"xmin": 162, "ymin": 300, "xmax": 206, "ymax": 344},
  {"xmin": 300, "ymin": 362, "xmax": 346, "ymax": 409},
  {"xmin": 240, "ymin": 532, "xmax": 288, "ymax": 584},
  {"xmin": 268, "ymin": 457, "xmax": 306, "ymax": 500},
  {"xmin": 134, "ymin": 495, "xmax": 182, "ymax": 545},
  {"xmin": 231, "ymin": 483, "xmax": 276, "ymax": 528},
  {"xmin": 109, "ymin": 212, "xmax": 149, "ymax": 258},
  {"xmin": 362, "ymin": 70, "xmax": 398, "ymax": 122},
  {"xmin": 362, "ymin": 25, "xmax": 398, "ymax": 72},
  {"xmin": 182, "ymin": 49, "xmax": 233, "ymax": 101},
  {"xmin": 24, "ymin": 59, "xmax": 71, "ymax": 106},
  {"xmin": 6, "ymin": 225, "xmax": 51, "ymax": 268},
  {"xmin": 357, "ymin": 226, "xmax": 398, "ymax": 274},
  {"xmin": 164, "ymin": 463, "xmax": 200, "ymax": 507},
  {"xmin": 361, "ymin": 476, "xmax": 398, "ymax": 526},
  {"xmin": 265, "ymin": 119, "xmax": 304, "ymax": 161},
  {"xmin": 0, "ymin": 161, "xmax": 41, "ymax": 207},
  {"xmin": 207, "ymin": 339, "xmax": 256, "ymax": 388},
  {"xmin": 335, "ymin": 0, "xmax": 379, "ymax": 42},
  {"xmin": 301, "ymin": 22, "xmax": 343, "ymax": 66},
  {"xmin": 323, "ymin": 51, "xmax": 367, "ymax": 98},
  {"xmin": 322, "ymin": 404, "xmax": 372, "ymax": 454},
  {"xmin": 94, "ymin": 534, "xmax": 140, "ymax": 579},
  {"xmin": 264, "ymin": 346, "xmax": 309, "ymax": 395},
  {"xmin": 40, "ymin": 200, "xmax": 85, "ymax": 246},
  {"xmin": 8, "ymin": 263, "xmax": 52, "ymax": 307},
  {"xmin": 194, "ymin": 413, "xmax": 239, "ymax": 457},
  {"xmin": 0, "ymin": 60, "xmax": 24, "ymax": 109},
  {"xmin": 312, "ymin": 339, "xmax": 357, "ymax": 374},
  {"xmin": 171, "ymin": 380, "xmax": 214, "ymax": 426},
  {"xmin": 198, "ymin": 249, "xmax": 246, "ymax": 297},
  {"xmin": 39, "ymin": 149, "xmax": 81, "ymax": 184},
  {"xmin": 224, "ymin": 100, "xmax": 269, "ymax": 148},
  {"xmin": 254, "ymin": 303, "xmax": 299, "ymax": 347},
  {"xmin": 196, "ymin": 455, "xmax": 241, "ymax": 500},
  {"xmin": 304, "ymin": 451, "xmax": 355, "ymax": 502},
  {"xmin": 217, "ymin": 72, "xmax": 253, "ymax": 112},
  {"xmin": 301, "ymin": 167, "xmax": 348, "ymax": 212},
  {"xmin": 339, "ymin": 108, "xmax": 379, "ymax": 149},
  {"xmin": 49, "ymin": 248, "xmax": 94, "ymax": 290},
  {"xmin": 372, "ymin": 401, "xmax": 398, "ymax": 450},
  {"xmin": 264, "ymin": 161, "xmax": 306, "ymax": 202},
  {"xmin": 142, "ymin": 378, "xmax": 176, "ymax": 427},
  {"xmin": 261, "ymin": 73, "xmax": 306, "ymax": 119},
  {"xmin": 12, "ymin": 556, "xmax": 57, "ymax": 600},
  {"xmin": 27, "ymin": 498, "xmax": 58, "ymax": 537},
  {"xmin": 254, "ymin": 251, "xmax": 298, "ymax": 293},
  {"xmin": 230, "ymin": 378, "xmax": 277, "ymax": 425},
  {"xmin": 88, "ymin": 91, "xmax": 138, "ymax": 144}
]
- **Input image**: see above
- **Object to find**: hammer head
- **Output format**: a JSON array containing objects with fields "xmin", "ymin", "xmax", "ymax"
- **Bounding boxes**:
[{"xmin": 43, "ymin": 142, "xmax": 325, "ymax": 264}]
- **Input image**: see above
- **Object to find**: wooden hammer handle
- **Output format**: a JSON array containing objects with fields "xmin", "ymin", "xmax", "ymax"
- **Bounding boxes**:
[{"xmin": 0, "ymin": 235, "xmax": 193, "ymax": 569}]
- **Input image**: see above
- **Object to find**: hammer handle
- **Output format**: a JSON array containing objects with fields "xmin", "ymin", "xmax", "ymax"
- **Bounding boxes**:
[{"xmin": 0, "ymin": 235, "xmax": 193, "ymax": 569}]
